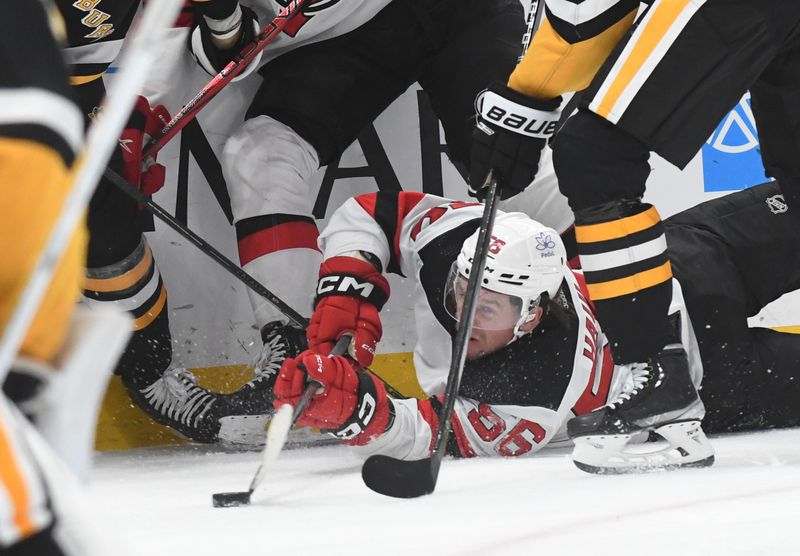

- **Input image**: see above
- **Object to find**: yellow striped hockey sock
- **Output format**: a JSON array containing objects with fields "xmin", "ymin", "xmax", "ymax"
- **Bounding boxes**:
[
  {"xmin": 575, "ymin": 201, "xmax": 674, "ymax": 363},
  {"xmin": 82, "ymin": 237, "xmax": 172, "ymax": 381}
]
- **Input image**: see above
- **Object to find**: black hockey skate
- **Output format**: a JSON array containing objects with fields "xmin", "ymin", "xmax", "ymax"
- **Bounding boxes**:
[
  {"xmin": 123, "ymin": 366, "xmax": 224, "ymax": 443},
  {"xmin": 216, "ymin": 322, "xmax": 307, "ymax": 449},
  {"xmin": 567, "ymin": 344, "xmax": 714, "ymax": 474}
]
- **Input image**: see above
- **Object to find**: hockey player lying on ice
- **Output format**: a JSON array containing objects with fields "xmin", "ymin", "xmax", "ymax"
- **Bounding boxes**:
[{"xmin": 271, "ymin": 181, "xmax": 800, "ymax": 474}]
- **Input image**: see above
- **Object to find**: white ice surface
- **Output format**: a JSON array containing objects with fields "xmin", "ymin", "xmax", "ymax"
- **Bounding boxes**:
[{"xmin": 90, "ymin": 429, "xmax": 800, "ymax": 556}]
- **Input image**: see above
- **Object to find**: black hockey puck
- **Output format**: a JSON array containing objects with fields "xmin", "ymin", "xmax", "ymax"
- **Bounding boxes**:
[{"xmin": 212, "ymin": 491, "xmax": 252, "ymax": 508}]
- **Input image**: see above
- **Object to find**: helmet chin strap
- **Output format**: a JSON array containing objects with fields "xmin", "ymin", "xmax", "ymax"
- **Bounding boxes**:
[{"xmin": 508, "ymin": 295, "xmax": 542, "ymax": 344}]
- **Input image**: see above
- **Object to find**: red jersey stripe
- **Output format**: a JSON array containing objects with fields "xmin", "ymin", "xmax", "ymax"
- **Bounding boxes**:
[{"xmin": 238, "ymin": 220, "xmax": 320, "ymax": 266}]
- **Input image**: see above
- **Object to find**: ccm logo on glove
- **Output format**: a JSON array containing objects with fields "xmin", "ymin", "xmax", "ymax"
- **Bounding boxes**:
[
  {"xmin": 309, "ymin": 257, "xmax": 390, "ymax": 367},
  {"xmin": 317, "ymin": 275, "xmax": 376, "ymax": 299}
]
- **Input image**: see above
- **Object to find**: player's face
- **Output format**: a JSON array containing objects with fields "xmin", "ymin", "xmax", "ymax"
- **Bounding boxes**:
[{"xmin": 452, "ymin": 279, "xmax": 523, "ymax": 360}]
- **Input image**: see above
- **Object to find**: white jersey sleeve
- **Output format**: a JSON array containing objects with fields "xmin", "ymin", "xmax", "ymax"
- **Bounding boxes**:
[{"xmin": 318, "ymin": 191, "xmax": 480, "ymax": 275}]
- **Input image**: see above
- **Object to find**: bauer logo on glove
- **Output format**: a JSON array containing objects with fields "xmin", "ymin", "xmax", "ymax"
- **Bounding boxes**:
[
  {"xmin": 469, "ymin": 83, "xmax": 562, "ymax": 200},
  {"xmin": 479, "ymin": 90, "xmax": 559, "ymax": 138}
]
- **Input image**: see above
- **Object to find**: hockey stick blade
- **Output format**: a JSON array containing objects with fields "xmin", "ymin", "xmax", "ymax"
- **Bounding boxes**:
[{"xmin": 361, "ymin": 455, "xmax": 437, "ymax": 499}]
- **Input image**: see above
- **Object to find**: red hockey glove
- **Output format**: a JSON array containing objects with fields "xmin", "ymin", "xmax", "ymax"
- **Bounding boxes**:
[
  {"xmin": 307, "ymin": 256, "xmax": 390, "ymax": 367},
  {"xmin": 273, "ymin": 351, "xmax": 392, "ymax": 445},
  {"xmin": 114, "ymin": 96, "xmax": 171, "ymax": 196}
]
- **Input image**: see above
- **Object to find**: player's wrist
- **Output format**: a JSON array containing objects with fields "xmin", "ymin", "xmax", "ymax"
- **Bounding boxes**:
[
  {"xmin": 190, "ymin": 5, "xmax": 261, "ymax": 79},
  {"xmin": 315, "ymin": 256, "xmax": 390, "ymax": 310},
  {"xmin": 204, "ymin": 4, "xmax": 243, "ymax": 43},
  {"xmin": 340, "ymin": 250, "xmax": 384, "ymax": 272}
]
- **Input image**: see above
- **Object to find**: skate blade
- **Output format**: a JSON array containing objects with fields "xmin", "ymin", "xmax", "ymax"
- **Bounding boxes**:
[
  {"xmin": 218, "ymin": 414, "xmax": 271, "ymax": 452},
  {"xmin": 573, "ymin": 455, "xmax": 715, "ymax": 475},
  {"xmin": 571, "ymin": 420, "xmax": 715, "ymax": 474}
]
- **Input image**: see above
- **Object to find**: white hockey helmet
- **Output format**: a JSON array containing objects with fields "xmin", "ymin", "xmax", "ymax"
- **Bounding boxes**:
[{"xmin": 444, "ymin": 212, "xmax": 567, "ymax": 339}]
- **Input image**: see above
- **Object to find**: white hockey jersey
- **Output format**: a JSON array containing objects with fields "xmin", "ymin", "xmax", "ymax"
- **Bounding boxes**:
[{"xmin": 320, "ymin": 193, "xmax": 621, "ymax": 458}]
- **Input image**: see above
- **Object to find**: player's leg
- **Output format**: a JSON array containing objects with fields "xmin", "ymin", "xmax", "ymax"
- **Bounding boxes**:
[
  {"xmin": 82, "ymin": 176, "xmax": 224, "ymax": 443},
  {"xmin": 225, "ymin": 0, "xmax": 430, "ymax": 328},
  {"xmin": 416, "ymin": 0, "xmax": 525, "ymax": 178},
  {"xmin": 0, "ymin": 395, "xmax": 67, "ymax": 554},
  {"xmin": 554, "ymin": 0, "xmax": 800, "ymax": 471},
  {"xmin": 219, "ymin": 1, "xmax": 451, "ymax": 430},
  {"xmin": 0, "ymin": 4, "xmax": 130, "ymax": 551},
  {"xmin": 554, "ymin": 0, "xmax": 794, "ymax": 364},
  {"xmin": 669, "ymin": 181, "xmax": 800, "ymax": 310},
  {"xmin": 0, "ymin": 395, "xmax": 126, "ymax": 555},
  {"xmin": 667, "ymin": 181, "xmax": 800, "ymax": 431}
]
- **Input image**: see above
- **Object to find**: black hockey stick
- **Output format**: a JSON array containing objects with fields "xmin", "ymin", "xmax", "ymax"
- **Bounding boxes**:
[
  {"xmin": 360, "ymin": 0, "xmax": 543, "ymax": 500},
  {"xmin": 103, "ymin": 167, "xmax": 307, "ymax": 328},
  {"xmin": 212, "ymin": 334, "xmax": 351, "ymax": 507},
  {"xmin": 361, "ymin": 174, "xmax": 503, "ymax": 498},
  {"xmin": 519, "ymin": 0, "xmax": 542, "ymax": 62}
]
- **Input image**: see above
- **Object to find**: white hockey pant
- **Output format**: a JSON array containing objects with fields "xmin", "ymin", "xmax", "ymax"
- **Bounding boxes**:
[{"xmin": 223, "ymin": 115, "xmax": 323, "ymax": 326}]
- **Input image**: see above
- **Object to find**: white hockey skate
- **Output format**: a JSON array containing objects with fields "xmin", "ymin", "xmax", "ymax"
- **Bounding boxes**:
[
  {"xmin": 567, "ymin": 344, "xmax": 714, "ymax": 474},
  {"xmin": 135, "ymin": 366, "xmax": 222, "ymax": 442}
]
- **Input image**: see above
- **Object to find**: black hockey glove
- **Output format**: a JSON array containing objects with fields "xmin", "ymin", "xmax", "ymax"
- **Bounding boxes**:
[
  {"xmin": 190, "ymin": 4, "xmax": 262, "ymax": 81},
  {"xmin": 469, "ymin": 83, "xmax": 561, "ymax": 200}
]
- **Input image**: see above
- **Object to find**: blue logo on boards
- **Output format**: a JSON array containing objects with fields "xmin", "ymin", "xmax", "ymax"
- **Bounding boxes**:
[{"xmin": 702, "ymin": 93, "xmax": 767, "ymax": 192}]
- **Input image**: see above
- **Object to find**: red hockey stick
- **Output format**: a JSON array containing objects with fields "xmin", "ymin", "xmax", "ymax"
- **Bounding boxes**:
[{"xmin": 143, "ymin": 0, "xmax": 309, "ymax": 158}]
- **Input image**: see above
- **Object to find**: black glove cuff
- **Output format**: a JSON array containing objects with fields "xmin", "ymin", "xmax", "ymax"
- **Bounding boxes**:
[
  {"xmin": 327, "ymin": 372, "xmax": 379, "ymax": 440},
  {"xmin": 488, "ymin": 82, "xmax": 561, "ymax": 112}
]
